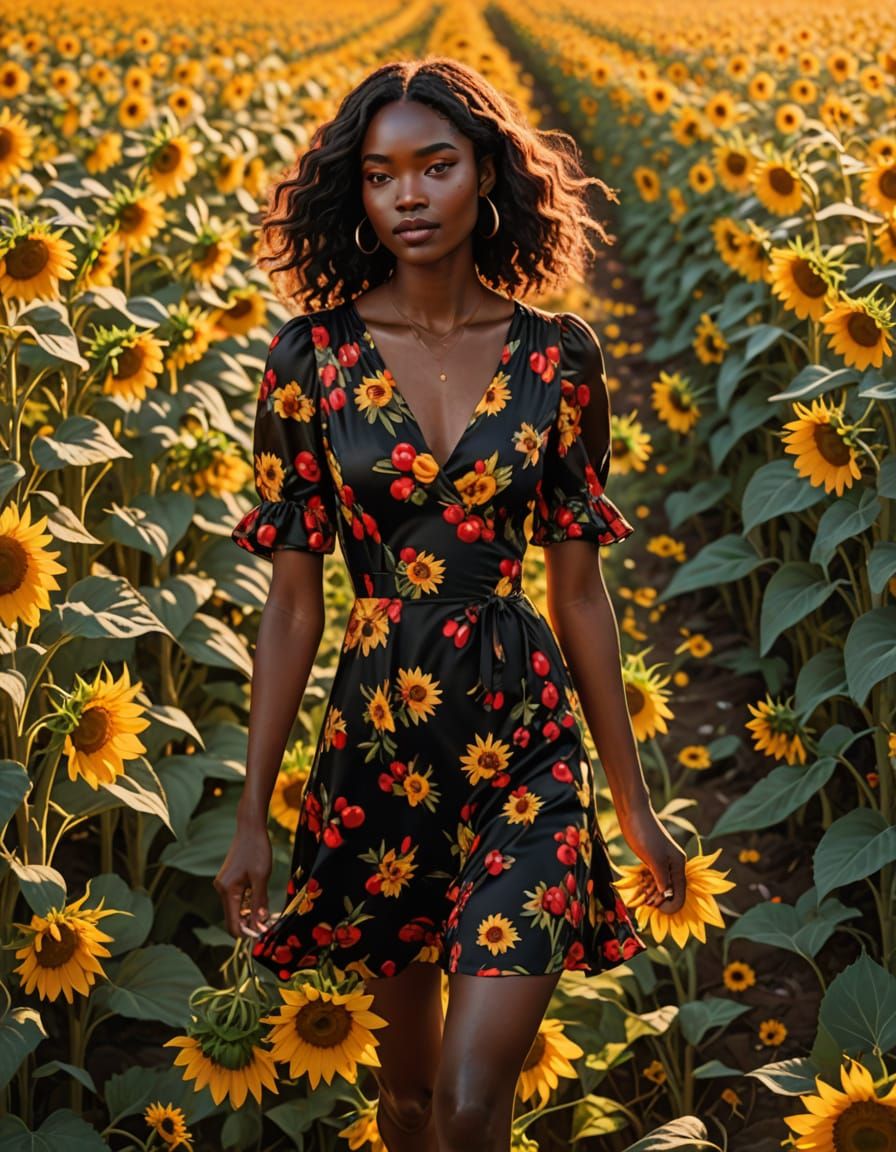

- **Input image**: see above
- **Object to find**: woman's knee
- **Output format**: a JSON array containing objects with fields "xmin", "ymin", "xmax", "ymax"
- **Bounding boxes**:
[
  {"xmin": 432, "ymin": 1086, "xmax": 505, "ymax": 1149},
  {"xmin": 377, "ymin": 1083, "xmax": 434, "ymax": 1132}
]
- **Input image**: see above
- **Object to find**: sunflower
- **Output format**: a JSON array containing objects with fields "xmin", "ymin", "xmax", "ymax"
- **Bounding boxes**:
[
  {"xmin": 213, "ymin": 288, "xmax": 267, "ymax": 337},
  {"xmin": 671, "ymin": 107, "xmax": 706, "ymax": 148},
  {"xmin": 688, "ymin": 161, "xmax": 715, "ymax": 195},
  {"xmin": 105, "ymin": 185, "xmax": 166, "ymax": 253},
  {"xmin": 503, "ymin": 787, "xmax": 544, "ymax": 825},
  {"xmin": 85, "ymin": 131, "xmax": 123, "ymax": 175},
  {"xmin": 790, "ymin": 77, "xmax": 817, "ymax": 103},
  {"xmin": 651, "ymin": 370, "xmax": 701, "ymax": 433},
  {"xmin": 0, "ymin": 61, "xmax": 29, "ymax": 101},
  {"xmin": 748, "ymin": 71, "xmax": 776, "ymax": 103},
  {"xmin": 402, "ymin": 550, "xmax": 446, "ymax": 596},
  {"xmin": 875, "ymin": 208, "xmax": 896, "ymax": 263},
  {"xmin": 633, "ymin": 166, "xmax": 662, "ymax": 202},
  {"xmin": 703, "ymin": 90, "xmax": 739, "ymax": 130},
  {"xmin": 476, "ymin": 913, "xmax": 520, "ymax": 956},
  {"xmin": 102, "ymin": 330, "xmax": 166, "ymax": 404},
  {"xmin": 758, "ymin": 1018, "xmax": 787, "ymax": 1046},
  {"xmin": 338, "ymin": 1100, "xmax": 386, "ymax": 1152},
  {"xmin": 783, "ymin": 1054, "xmax": 896, "ymax": 1150},
  {"xmin": 11, "ymin": 891, "xmax": 117, "ymax": 1003},
  {"xmin": 0, "ymin": 221, "xmax": 77, "ymax": 303},
  {"xmin": 165, "ymin": 1026, "xmax": 278, "ymax": 1109},
  {"xmin": 188, "ymin": 226, "xmax": 239, "ymax": 284},
  {"xmin": 365, "ymin": 682, "xmax": 396, "ymax": 734},
  {"xmin": 376, "ymin": 845, "xmax": 417, "ymax": 897},
  {"xmin": 609, "ymin": 411, "xmax": 652, "ymax": 473},
  {"xmin": 712, "ymin": 217, "xmax": 753, "ymax": 274},
  {"xmin": 713, "ymin": 139, "xmax": 755, "ymax": 193},
  {"xmin": 460, "ymin": 731, "xmax": 512, "ymax": 785},
  {"xmin": 164, "ymin": 304, "xmax": 216, "ymax": 371},
  {"xmin": 261, "ymin": 981, "xmax": 388, "ymax": 1089},
  {"xmin": 55, "ymin": 662, "xmax": 151, "ymax": 789},
  {"xmin": 345, "ymin": 599, "xmax": 392, "ymax": 658},
  {"xmin": 768, "ymin": 239, "xmax": 841, "ymax": 320},
  {"xmin": 644, "ymin": 79, "xmax": 674, "ymax": 115},
  {"xmin": 143, "ymin": 1102, "xmax": 193, "ymax": 1149},
  {"xmin": 118, "ymin": 92, "xmax": 153, "ymax": 128},
  {"xmin": 752, "ymin": 155, "xmax": 804, "ymax": 215},
  {"xmin": 516, "ymin": 1019, "xmax": 583, "ymax": 1108},
  {"xmin": 821, "ymin": 293, "xmax": 894, "ymax": 371},
  {"xmin": 167, "ymin": 87, "xmax": 199, "ymax": 120},
  {"xmin": 395, "ymin": 667, "xmax": 443, "ymax": 722},
  {"xmin": 677, "ymin": 745, "xmax": 712, "ymax": 770},
  {"xmin": 781, "ymin": 396, "xmax": 863, "ymax": 497},
  {"xmin": 621, "ymin": 650, "xmax": 674, "ymax": 741},
  {"xmin": 0, "ymin": 106, "xmax": 35, "ymax": 187},
  {"xmin": 356, "ymin": 370, "xmax": 398, "ymax": 415},
  {"xmin": 776, "ymin": 103, "xmax": 805, "ymax": 135},
  {"xmin": 723, "ymin": 960, "xmax": 756, "ymax": 992},
  {"xmin": 0, "ymin": 503, "xmax": 66, "ymax": 628},
  {"xmin": 269, "ymin": 755, "xmax": 311, "ymax": 834},
  {"xmin": 215, "ymin": 151, "xmax": 248, "ymax": 196},
  {"xmin": 81, "ymin": 230, "xmax": 121, "ymax": 289},
  {"xmin": 613, "ymin": 849, "xmax": 736, "ymax": 948},
  {"xmin": 693, "ymin": 312, "xmax": 728, "ymax": 365},
  {"xmin": 745, "ymin": 695, "xmax": 809, "ymax": 765}
]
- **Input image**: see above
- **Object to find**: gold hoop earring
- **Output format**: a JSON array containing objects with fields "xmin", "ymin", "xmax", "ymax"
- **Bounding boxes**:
[
  {"xmin": 355, "ymin": 215, "xmax": 381, "ymax": 254},
  {"xmin": 478, "ymin": 194, "xmax": 500, "ymax": 239}
]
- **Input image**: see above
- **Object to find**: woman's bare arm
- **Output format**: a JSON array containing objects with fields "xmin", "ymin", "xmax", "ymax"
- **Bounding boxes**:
[
  {"xmin": 542, "ymin": 541, "xmax": 687, "ymax": 912},
  {"xmin": 215, "ymin": 548, "xmax": 326, "ymax": 936}
]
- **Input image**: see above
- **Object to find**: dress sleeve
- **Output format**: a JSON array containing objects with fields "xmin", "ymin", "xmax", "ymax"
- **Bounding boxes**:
[
  {"xmin": 528, "ymin": 311, "xmax": 634, "ymax": 549},
  {"xmin": 231, "ymin": 314, "xmax": 339, "ymax": 560}
]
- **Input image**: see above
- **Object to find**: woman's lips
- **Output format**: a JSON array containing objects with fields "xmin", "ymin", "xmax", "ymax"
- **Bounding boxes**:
[{"xmin": 395, "ymin": 225, "xmax": 439, "ymax": 244}]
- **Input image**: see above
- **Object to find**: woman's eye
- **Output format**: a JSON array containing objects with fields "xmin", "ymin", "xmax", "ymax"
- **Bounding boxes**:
[
  {"xmin": 429, "ymin": 161, "xmax": 451, "ymax": 174},
  {"xmin": 364, "ymin": 162, "xmax": 452, "ymax": 184}
]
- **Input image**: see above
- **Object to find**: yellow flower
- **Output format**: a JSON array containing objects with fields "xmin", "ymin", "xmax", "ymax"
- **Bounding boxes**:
[
  {"xmin": 0, "ymin": 222, "xmax": 76, "ymax": 303},
  {"xmin": 460, "ymin": 732, "xmax": 512, "ymax": 785},
  {"xmin": 781, "ymin": 397, "xmax": 863, "ymax": 497},
  {"xmin": 395, "ymin": 667, "xmax": 442, "ymax": 722},
  {"xmin": 745, "ymin": 695, "xmax": 810, "ymax": 765},
  {"xmin": 11, "ymin": 891, "xmax": 116, "ymax": 1003},
  {"xmin": 758, "ymin": 1018, "xmax": 787, "ymax": 1046},
  {"xmin": 783, "ymin": 1055, "xmax": 896, "ymax": 1150},
  {"xmin": 613, "ymin": 849, "xmax": 736, "ymax": 949},
  {"xmin": 677, "ymin": 745, "xmax": 712, "ymax": 770},
  {"xmin": 821, "ymin": 294, "xmax": 894, "ymax": 371},
  {"xmin": 723, "ymin": 960, "xmax": 756, "ymax": 992},
  {"xmin": 165, "ymin": 1029, "xmax": 278, "ymax": 1109},
  {"xmin": 0, "ymin": 106, "xmax": 35, "ymax": 186},
  {"xmin": 261, "ymin": 981, "xmax": 388, "ymax": 1089},
  {"xmin": 337, "ymin": 1099, "xmax": 387, "ymax": 1151},
  {"xmin": 143, "ymin": 1102, "xmax": 193, "ymax": 1150},
  {"xmin": 622, "ymin": 651, "xmax": 675, "ymax": 741},
  {"xmin": 516, "ymin": 1019, "xmax": 583, "ymax": 1108},
  {"xmin": 476, "ymin": 913, "xmax": 520, "ymax": 956},
  {"xmin": 59, "ymin": 663, "xmax": 151, "ymax": 790},
  {"xmin": 0, "ymin": 503, "xmax": 66, "ymax": 628}
]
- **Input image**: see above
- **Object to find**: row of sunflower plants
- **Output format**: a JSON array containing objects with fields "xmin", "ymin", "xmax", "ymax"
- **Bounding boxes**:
[
  {"xmin": 0, "ymin": 7, "xmax": 461, "ymax": 1150},
  {"xmin": 493, "ymin": 0, "xmax": 896, "ymax": 1144}
]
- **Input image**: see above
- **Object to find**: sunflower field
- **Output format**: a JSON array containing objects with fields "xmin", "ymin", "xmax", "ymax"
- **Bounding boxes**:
[{"xmin": 1, "ymin": 0, "xmax": 895, "ymax": 1150}]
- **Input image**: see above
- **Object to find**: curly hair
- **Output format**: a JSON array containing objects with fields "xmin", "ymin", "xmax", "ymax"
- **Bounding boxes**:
[{"xmin": 256, "ymin": 55, "xmax": 618, "ymax": 312}]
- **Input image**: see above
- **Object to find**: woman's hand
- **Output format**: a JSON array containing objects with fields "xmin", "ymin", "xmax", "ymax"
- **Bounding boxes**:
[
  {"xmin": 617, "ymin": 804, "xmax": 688, "ymax": 915},
  {"xmin": 214, "ymin": 823, "xmax": 273, "ymax": 939}
]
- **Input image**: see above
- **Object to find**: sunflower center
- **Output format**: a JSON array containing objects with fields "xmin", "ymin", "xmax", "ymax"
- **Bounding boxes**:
[
  {"xmin": 227, "ymin": 298, "xmax": 252, "ymax": 319},
  {"xmin": 115, "ymin": 344, "xmax": 143, "ymax": 381},
  {"xmin": 0, "ymin": 535, "xmax": 27, "ymax": 595},
  {"xmin": 624, "ymin": 683, "xmax": 645, "ymax": 714},
  {"xmin": 295, "ymin": 1001, "xmax": 352, "ymax": 1048},
  {"xmin": 479, "ymin": 752, "xmax": 499, "ymax": 772},
  {"xmin": 119, "ymin": 203, "xmax": 146, "ymax": 233},
  {"xmin": 71, "ymin": 706, "xmax": 112, "ymax": 754},
  {"xmin": 846, "ymin": 310, "xmax": 882, "ymax": 349},
  {"xmin": 160, "ymin": 1117, "xmax": 175, "ymax": 1134},
  {"xmin": 792, "ymin": 258, "xmax": 829, "ymax": 299},
  {"xmin": 485, "ymin": 925, "xmax": 505, "ymax": 942},
  {"xmin": 6, "ymin": 237, "xmax": 50, "ymax": 281},
  {"xmin": 0, "ymin": 128, "xmax": 12, "ymax": 159},
  {"xmin": 37, "ymin": 921, "xmax": 77, "ymax": 967},
  {"xmin": 282, "ymin": 779, "xmax": 305, "ymax": 809},
  {"xmin": 522, "ymin": 1032, "xmax": 545, "ymax": 1071},
  {"xmin": 769, "ymin": 166, "xmax": 796, "ymax": 196},
  {"xmin": 408, "ymin": 685, "xmax": 426, "ymax": 702},
  {"xmin": 832, "ymin": 1099, "xmax": 896, "ymax": 1152}
]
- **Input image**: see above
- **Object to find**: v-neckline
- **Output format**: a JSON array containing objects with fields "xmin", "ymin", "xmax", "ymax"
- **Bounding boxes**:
[{"xmin": 346, "ymin": 297, "xmax": 521, "ymax": 476}]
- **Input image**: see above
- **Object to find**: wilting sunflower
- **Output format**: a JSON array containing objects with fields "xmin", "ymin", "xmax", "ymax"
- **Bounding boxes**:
[
  {"xmin": 0, "ymin": 106, "xmax": 35, "ymax": 187},
  {"xmin": 11, "ymin": 890, "xmax": 117, "ymax": 1003},
  {"xmin": 651, "ymin": 370, "xmax": 701, "ymax": 433},
  {"xmin": 516, "ymin": 1019, "xmax": 583, "ymax": 1108},
  {"xmin": 0, "ymin": 503, "xmax": 66, "ymax": 628},
  {"xmin": 613, "ymin": 849, "xmax": 736, "ymax": 948},
  {"xmin": 821, "ymin": 292, "xmax": 894, "ymax": 371},
  {"xmin": 165, "ymin": 1023, "xmax": 279, "ymax": 1109},
  {"xmin": 143, "ymin": 1102, "xmax": 193, "ymax": 1150},
  {"xmin": 745, "ymin": 695, "xmax": 810, "ymax": 765},
  {"xmin": 752, "ymin": 155, "xmax": 804, "ymax": 216},
  {"xmin": 781, "ymin": 396, "xmax": 864, "ymax": 497},
  {"xmin": 261, "ymin": 981, "xmax": 388, "ymax": 1089},
  {"xmin": 622, "ymin": 650, "xmax": 675, "ymax": 741},
  {"xmin": 0, "ymin": 218, "xmax": 77, "ymax": 303},
  {"xmin": 338, "ymin": 1099, "xmax": 386, "ymax": 1152},
  {"xmin": 693, "ymin": 312, "xmax": 728, "ymax": 365},
  {"xmin": 53, "ymin": 662, "xmax": 151, "ymax": 789},
  {"xmin": 783, "ymin": 1054, "xmax": 896, "ymax": 1151},
  {"xmin": 769, "ymin": 238, "xmax": 842, "ymax": 320}
]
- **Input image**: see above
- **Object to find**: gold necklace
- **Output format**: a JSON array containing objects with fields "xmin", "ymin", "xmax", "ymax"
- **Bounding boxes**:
[{"xmin": 388, "ymin": 282, "xmax": 486, "ymax": 383}]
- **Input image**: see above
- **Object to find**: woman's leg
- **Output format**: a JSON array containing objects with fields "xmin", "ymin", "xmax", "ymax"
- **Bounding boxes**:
[
  {"xmin": 364, "ymin": 960, "xmax": 444, "ymax": 1152},
  {"xmin": 433, "ymin": 971, "xmax": 563, "ymax": 1152}
]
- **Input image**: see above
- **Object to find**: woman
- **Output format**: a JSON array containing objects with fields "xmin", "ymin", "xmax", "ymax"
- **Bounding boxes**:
[{"xmin": 215, "ymin": 56, "xmax": 687, "ymax": 1152}]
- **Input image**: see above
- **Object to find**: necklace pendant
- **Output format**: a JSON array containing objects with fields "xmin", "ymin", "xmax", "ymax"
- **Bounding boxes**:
[{"xmin": 439, "ymin": 371, "xmax": 447, "ymax": 382}]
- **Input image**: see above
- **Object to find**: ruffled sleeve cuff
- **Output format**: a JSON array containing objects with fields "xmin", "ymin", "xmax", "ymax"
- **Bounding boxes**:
[{"xmin": 232, "ymin": 495, "xmax": 337, "ymax": 560}]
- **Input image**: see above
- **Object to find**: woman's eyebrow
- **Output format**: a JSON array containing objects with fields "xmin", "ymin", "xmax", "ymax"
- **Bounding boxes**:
[{"xmin": 361, "ymin": 142, "xmax": 460, "ymax": 163}]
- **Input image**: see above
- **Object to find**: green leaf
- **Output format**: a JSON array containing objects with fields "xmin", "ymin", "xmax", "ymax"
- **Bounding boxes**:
[
  {"xmin": 12, "ymin": 300, "xmax": 89, "ymax": 368},
  {"xmin": 31, "ymin": 416, "xmax": 131, "ymax": 471},
  {"xmin": 0, "ymin": 761, "xmax": 30, "ymax": 835},
  {"xmin": 159, "ymin": 807, "xmax": 239, "ymax": 876},
  {"xmin": 708, "ymin": 758, "xmax": 837, "ymax": 838},
  {"xmin": 221, "ymin": 1108, "xmax": 263, "ymax": 1150},
  {"xmin": 745, "ymin": 1058, "xmax": 822, "ymax": 1095},
  {"xmin": 141, "ymin": 575, "xmax": 216, "ymax": 640},
  {"xmin": 809, "ymin": 489, "xmax": 880, "ymax": 568},
  {"xmin": 677, "ymin": 997, "xmax": 751, "ymax": 1046},
  {"xmin": 102, "ymin": 491, "xmax": 196, "ymax": 562},
  {"xmin": 103, "ymin": 1063, "xmax": 219, "ymax": 1125},
  {"xmin": 658, "ymin": 535, "xmax": 765, "ymax": 602},
  {"xmin": 39, "ymin": 574, "xmax": 173, "ymax": 643},
  {"xmin": 692, "ymin": 1059, "xmax": 743, "ymax": 1078},
  {"xmin": 811, "ymin": 951, "xmax": 896, "ymax": 1069},
  {"xmin": 868, "ymin": 542, "xmax": 896, "ymax": 598},
  {"xmin": 769, "ymin": 364, "xmax": 859, "ymax": 402},
  {"xmin": 759, "ymin": 563, "xmax": 843, "ymax": 655},
  {"xmin": 32, "ymin": 1061, "xmax": 97, "ymax": 1094},
  {"xmin": 725, "ymin": 894, "xmax": 859, "ymax": 960},
  {"xmin": 571, "ymin": 1093, "xmax": 629, "ymax": 1140},
  {"xmin": 878, "ymin": 455, "xmax": 896, "ymax": 499},
  {"xmin": 0, "ymin": 1007, "xmax": 46, "ymax": 1092},
  {"xmin": 741, "ymin": 460, "xmax": 826, "ymax": 533},
  {"xmin": 0, "ymin": 459, "xmax": 25, "ymax": 503},
  {"xmin": 618, "ymin": 1117, "xmax": 715, "ymax": 1152},
  {"xmin": 794, "ymin": 651, "xmax": 848, "ymax": 722},
  {"xmin": 92, "ymin": 944, "xmax": 205, "ymax": 1028},
  {"xmin": 8, "ymin": 860, "xmax": 66, "ymax": 916},
  {"xmin": 178, "ymin": 614, "xmax": 253, "ymax": 677},
  {"xmin": 665, "ymin": 477, "xmax": 731, "ymax": 530},
  {"xmin": 82, "ymin": 873, "xmax": 153, "ymax": 955},
  {"xmin": 813, "ymin": 808, "xmax": 896, "ymax": 902},
  {"xmin": 843, "ymin": 606, "xmax": 896, "ymax": 705},
  {"xmin": 100, "ymin": 758, "xmax": 173, "ymax": 832},
  {"xmin": 0, "ymin": 1109, "xmax": 108, "ymax": 1150}
]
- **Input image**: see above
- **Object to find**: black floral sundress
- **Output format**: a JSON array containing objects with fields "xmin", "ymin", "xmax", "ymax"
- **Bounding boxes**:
[{"xmin": 231, "ymin": 297, "xmax": 648, "ymax": 981}]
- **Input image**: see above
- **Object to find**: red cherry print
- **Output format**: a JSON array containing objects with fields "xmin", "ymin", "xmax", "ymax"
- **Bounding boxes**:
[
  {"xmin": 541, "ymin": 682, "xmax": 560, "ymax": 710},
  {"xmin": 542, "ymin": 886, "xmax": 568, "ymax": 915},
  {"xmin": 272, "ymin": 944, "xmax": 293, "ymax": 964},
  {"xmin": 332, "ymin": 730, "xmax": 348, "ymax": 749},
  {"xmin": 531, "ymin": 650, "xmax": 551, "ymax": 677},
  {"xmin": 400, "ymin": 835, "xmax": 412, "ymax": 854},
  {"xmin": 334, "ymin": 924, "xmax": 361, "ymax": 948},
  {"xmin": 310, "ymin": 325, "xmax": 330, "ymax": 348},
  {"xmin": 529, "ymin": 351, "xmax": 547, "ymax": 375},
  {"xmin": 329, "ymin": 387, "xmax": 347, "ymax": 410},
  {"xmin": 392, "ymin": 443, "xmax": 417, "ymax": 472},
  {"xmin": 546, "ymin": 344, "xmax": 560, "ymax": 365},
  {"xmin": 398, "ymin": 546, "xmax": 417, "ymax": 563},
  {"xmin": 311, "ymin": 924, "xmax": 333, "ymax": 945},
  {"xmin": 390, "ymin": 760, "xmax": 408, "ymax": 780},
  {"xmin": 443, "ymin": 504, "xmax": 466, "ymax": 525},
  {"xmin": 390, "ymin": 476, "xmax": 416, "ymax": 501},
  {"xmin": 365, "ymin": 874, "xmax": 383, "ymax": 895},
  {"xmin": 492, "ymin": 690, "xmax": 504, "ymax": 710},
  {"xmin": 351, "ymin": 517, "xmax": 365, "ymax": 541},
  {"xmin": 341, "ymin": 805, "xmax": 365, "ymax": 829},
  {"xmin": 484, "ymin": 850, "xmax": 504, "ymax": 876},
  {"xmin": 443, "ymin": 618, "xmax": 459, "ymax": 637},
  {"xmin": 542, "ymin": 720, "xmax": 561, "ymax": 741},
  {"xmin": 333, "ymin": 796, "xmax": 347, "ymax": 813},
  {"xmin": 322, "ymin": 824, "xmax": 343, "ymax": 848},
  {"xmin": 513, "ymin": 726, "xmax": 531, "ymax": 748},
  {"xmin": 552, "ymin": 761, "xmax": 573, "ymax": 783},
  {"xmin": 565, "ymin": 826, "xmax": 580, "ymax": 845},
  {"xmin": 556, "ymin": 844, "xmax": 577, "ymax": 866},
  {"xmin": 577, "ymin": 383, "xmax": 591, "ymax": 407},
  {"xmin": 474, "ymin": 459, "xmax": 486, "ymax": 474},
  {"xmin": 564, "ymin": 871, "xmax": 578, "ymax": 893},
  {"xmin": 457, "ymin": 519, "xmax": 481, "ymax": 543},
  {"xmin": 294, "ymin": 450, "xmax": 321, "ymax": 482},
  {"xmin": 256, "ymin": 524, "xmax": 277, "ymax": 548},
  {"xmin": 480, "ymin": 526, "xmax": 495, "ymax": 542},
  {"xmin": 378, "ymin": 772, "xmax": 395, "ymax": 792},
  {"xmin": 560, "ymin": 713, "xmax": 576, "ymax": 729},
  {"xmin": 454, "ymin": 622, "xmax": 471, "ymax": 649},
  {"xmin": 492, "ymin": 772, "xmax": 511, "ymax": 788},
  {"xmin": 338, "ymin": 342, "xmax": 360, "ymax": 367},
  {"xmin": 269, "ymin": 333, "xmax": 281, "ymax": 351},
  {"xmin": 570, "ymin": 899, "xmax": 584, "ymax": 926},
  {"xmin": 380, "ymin": 959, "xmax": 397, "ymax": 976},
  {"xmin": 556, "ymin": 507, "xmax": 576, "ymax": 528},
  {"xmin": 320, "ymin": 363, "xmax": 338, "ymax": 387}
]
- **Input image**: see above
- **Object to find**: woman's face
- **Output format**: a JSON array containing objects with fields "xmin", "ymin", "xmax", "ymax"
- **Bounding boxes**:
[{"xmin": 359, "ymin": 98, "xmax": 494, "ymax": 264}]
